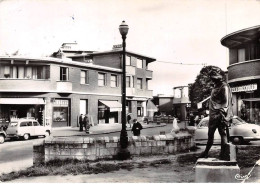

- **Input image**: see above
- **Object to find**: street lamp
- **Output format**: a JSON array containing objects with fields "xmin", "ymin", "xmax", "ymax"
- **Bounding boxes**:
[{"xmin": 118, "ymin": 20, "xmax": 130, "ymax": 160}]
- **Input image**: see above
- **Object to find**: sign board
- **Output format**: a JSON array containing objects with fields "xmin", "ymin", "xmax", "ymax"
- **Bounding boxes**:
[{"xmin": 231, "ymin": 84, "xmax": 257, "ymax": 93}]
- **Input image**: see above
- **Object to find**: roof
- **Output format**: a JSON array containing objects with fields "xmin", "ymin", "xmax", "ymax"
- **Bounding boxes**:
[
  {"xmin": 0, "ymin": 56, "xmax": 122, "ymax": 73},
  {"xmin": 221, "ymin": 25, "xmax": 260, "ymax": 48},
  {"xmin": 68, "ymin": 49, "xmax": 156, "ymax": 63}
]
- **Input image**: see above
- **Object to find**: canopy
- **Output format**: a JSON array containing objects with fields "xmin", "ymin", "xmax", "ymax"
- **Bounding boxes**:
[
  {"xmin": 99, "ymin": 100, "xmax": 122, "ymax": 112},
  {"xmin": 0, "ymin": 98, "xmax": 45, "ymax": 105},
  {"xmin": 242, "ymin": 98, "xmax": 260, "ymax": 102},
  {"xmin": 147, "ymin": 99, "xmax": 158, "ymax": 112}
]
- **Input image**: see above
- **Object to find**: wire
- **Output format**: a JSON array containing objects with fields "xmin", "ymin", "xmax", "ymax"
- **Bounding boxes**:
[{"xmin": 156, "ymin": 60, "xmax": 207, "ymax": 66}]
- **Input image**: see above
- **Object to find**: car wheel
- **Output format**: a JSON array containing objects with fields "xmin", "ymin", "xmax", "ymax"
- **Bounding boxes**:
[
  {"xmin": 23, "ymin": 133, "xmax": 30, "ymax": 140},
  {"xmin": 44, "ymin": 131, "xmax": 50, "ymax": 138},
  {"xmin": 0, "ymin": 135, "xmax": 5, "ymax": 144},
  {"xmin": 231, "ymin": 136, "xmax": 243, "ymax": 145}
]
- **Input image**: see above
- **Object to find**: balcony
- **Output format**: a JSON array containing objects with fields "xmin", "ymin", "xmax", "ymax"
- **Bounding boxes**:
[
  {"xmin": 146, "ymin": 70, "xmax": 153, "ymax": 79},
  {"xmin": 228, "ymin": 59, "xmax": 260, "ymax": 83},
  {"xmin": 0, "ymin": 79, "xmax": 51, "ymax": 92},
  {"xmin": 126, "ymin": 66, "xmax": 136, "ymax": 75},
  {"xmin": 56, "ymin": 81, "xmax": 72, "ymax": 93},
  {"xmin": 126, "ymin": 88, "xmax": 153, "ymax": 98}
]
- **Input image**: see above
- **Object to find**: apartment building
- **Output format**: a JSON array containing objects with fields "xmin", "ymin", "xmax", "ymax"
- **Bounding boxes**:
[
  {"xmin": 221, "ymin": 25, "xmax": 260, "ymax": 124},
  {"xmin": 0, "ymin": 43, "xmax": 156, "ymax": 127}
]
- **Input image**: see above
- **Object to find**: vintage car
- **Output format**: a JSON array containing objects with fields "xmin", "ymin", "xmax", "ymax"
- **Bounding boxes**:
[
  {"xmin": 195, "ymin": 116, "xmax": 260, "ymax": 144},
  {"xmin": 5, "ymin": 118, "xmax": 51, "ymax": 141}
]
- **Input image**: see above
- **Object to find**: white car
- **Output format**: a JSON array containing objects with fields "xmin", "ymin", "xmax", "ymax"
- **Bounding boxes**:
[
  {"xmin": 195, "ymin": 116, "xmax": 260, "ymax": 144},
  {"xmin": 6, "ymin": 118, "xmax": 51, "ymax": 141}
]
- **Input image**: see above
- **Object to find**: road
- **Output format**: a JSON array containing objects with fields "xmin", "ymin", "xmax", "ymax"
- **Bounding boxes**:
[{"xmin": 1, "ymin": 123, "xmax": 260, "ymax": 176}]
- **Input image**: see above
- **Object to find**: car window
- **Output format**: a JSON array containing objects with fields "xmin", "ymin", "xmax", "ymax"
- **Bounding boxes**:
[
  {"xmin": 199, "ymin": 120, "xmax": 208, "ymax": 127},
  {"xmin": 33, "ymin": 121, "xmax": 41, "ymax": 126},
  {"xmin": 232, "ymin": 118, "xmax": 242, "ymax": 126},
  {"xmin": 20, "ymin": 122, "xmax": 28, "ymax": 127}
]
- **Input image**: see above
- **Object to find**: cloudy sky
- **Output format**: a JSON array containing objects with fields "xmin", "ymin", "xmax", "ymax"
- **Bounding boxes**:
[{"xmin": 0, "ymin": 0, "xmax": 260, "ymax": 95}]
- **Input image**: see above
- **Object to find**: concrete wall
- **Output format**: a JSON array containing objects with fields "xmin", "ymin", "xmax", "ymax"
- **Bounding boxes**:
[{"xmin": 33, "ymin": 132, "xmax": 195, "ymax": 165}]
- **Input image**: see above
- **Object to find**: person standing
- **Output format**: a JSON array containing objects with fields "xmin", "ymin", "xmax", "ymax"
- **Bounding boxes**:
[
  {"xmin": 79, "ymin": 114, "xmax": 84, "ymax": 131},
  {"xmin": 127, "ymin": 113, "xmax": 132, "ymax": 128},
  {"xmin": 83, "ymin": 114, "xmax": 90, "ymax": 134},
  {"xmin": 199, "ymin": 67, "xmax": 233, "ymax": 160},
  {"xmin": 132, "ymin": 119, "xmax": 143, "ymax": 136}
]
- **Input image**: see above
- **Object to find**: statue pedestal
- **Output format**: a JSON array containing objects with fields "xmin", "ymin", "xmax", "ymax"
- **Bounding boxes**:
[{"xmin": 195, "ymin": 158, "xmax": 240, "ymax": 183}]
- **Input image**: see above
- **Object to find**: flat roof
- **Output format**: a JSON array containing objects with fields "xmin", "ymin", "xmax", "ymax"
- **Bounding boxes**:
[
  {"xmin": 0, "ymin": 56, "xmax": 122, "ymax": 73},
  {"xmin": 221, "ymin": 25, "xmax": 260, "ymax": 48}
]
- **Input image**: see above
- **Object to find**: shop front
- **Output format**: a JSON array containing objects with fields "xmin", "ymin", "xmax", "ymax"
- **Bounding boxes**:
[
  {"xmin": 231, "ymin": 83, "xmax": 260, "ymax": 125},
  {"xmin": 52, "ymin": 99, "xmax": 70, "ymax": 127},
  {"xmin": 0, "ymin": 98, "xmax": 45, "ymax": 126},
  {"xmin": 98, "ymin": 100, "xmax": 121, "ymax": 124}
]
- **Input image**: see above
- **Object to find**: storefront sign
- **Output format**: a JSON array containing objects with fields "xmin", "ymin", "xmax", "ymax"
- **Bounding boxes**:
[
  {"xmin": 53, "ymin": 99, "xmax": 69, "ymax": 107},
  {"xmin": 231, "ymin": 84, "xmax": 257, "ymax": 93}
]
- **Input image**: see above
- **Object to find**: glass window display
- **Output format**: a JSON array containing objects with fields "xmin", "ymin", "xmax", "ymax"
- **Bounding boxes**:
[{"xmin": 53, "ymin": 107, "xmax": 68, "ymax": 122}]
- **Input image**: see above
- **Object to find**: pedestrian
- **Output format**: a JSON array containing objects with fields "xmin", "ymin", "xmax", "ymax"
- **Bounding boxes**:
[
  {"xmin": 79, "ymin": 114, "xmax": 84, "ymax": 131},
  {"xmin": 127, "ymin": 113, "xmax": 132, "ymax": 128},
  {"xmin": 171, "ymin": 117, "xmax": 180, "ymax": 133},
  {"xmin": 83, "ymin": 114, "xmax": 90, "ymax": 134},
  {"xmin": 131, "ymin": 119, "xmax": 143, "ymax": 136}
]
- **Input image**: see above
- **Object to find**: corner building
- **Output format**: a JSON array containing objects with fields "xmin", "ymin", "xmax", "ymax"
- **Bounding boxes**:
[
  {"xmin": 0, "ymin": 44, "xmax": 156, "ymax": 127},
  {"xmin": 221, "ymin": 25, "xmax": 260, "ymax": 124}
]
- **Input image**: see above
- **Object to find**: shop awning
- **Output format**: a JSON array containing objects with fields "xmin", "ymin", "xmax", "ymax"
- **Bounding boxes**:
[
  {"xmin": 147, "ymin": 99, "xmax": 158, "ymax": 112},
  {"xmin": 0, "ymin": 98, "xmax": 45, "ymax": 105},
  {"xmin": 99, "ymin": 100, "xmax": 122, "ymax": 112},
  {"xmin": 242, "ymin": 98, "xmax": 260, "ymax": 102}
]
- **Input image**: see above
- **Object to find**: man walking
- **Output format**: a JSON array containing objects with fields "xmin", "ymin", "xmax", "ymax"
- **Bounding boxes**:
[
  {"xmin": 127, "ymin": 113, "xmax": 132, "ymax": 128},
  {"xmin": 79, "ymin": 114, "xmax": 84, "ymax": 131},
  {"xmin": 199, "ymin": 67, "xmax": 233, "ymax": 160},
  {"xmin": 132, "ymin": 119, "xmax": 143, "ymax": 136},
  {"xmin": 83, "ymin": 114, "xmax": 90, "ymax": 134}
]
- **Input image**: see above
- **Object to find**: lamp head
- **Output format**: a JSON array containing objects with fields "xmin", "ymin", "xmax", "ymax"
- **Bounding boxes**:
[{"xmin": 119, "ymin": 20, "xmax": 129, "ymax": 36}]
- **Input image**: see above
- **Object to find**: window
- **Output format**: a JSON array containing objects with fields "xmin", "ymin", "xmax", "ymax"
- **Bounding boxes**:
[
  {"xmin": 238, "ymin": 48, "xmax": 245, "ymax": 62},
  {"xmin": 33, "ymin": 121, "xmax": 42, "ymax": 126},
  {"xmin": 137, "ymin": 78, "xmax": 142, "ymax": 89},
  {"xmin": 126, "ymin": 76, "xmax": 131, "ymax": 88},
  {"xmin": 111, "ymin": 74, "xmax": 118, "ymax": 87},
  {"xmin": 126, "ymin": 56, "xmax": 131, "ymax": 66},
  {"xmin": 60, "ymin": 67, "xmax": 69, "ymax": 81},
  {"xmin": 136, "ymin": 59, "xmax": 143, "ymax": 69},
  {"xmin": 137, "ymin": 101, "xmax": 143, "ymax": 117},
  {"xmin": 98, "ymin": 73, "xmax": 106, "ymax": 86},
  {"xmin": 80, "ymin": 70, "xmax": 89, "ymax": 84}
]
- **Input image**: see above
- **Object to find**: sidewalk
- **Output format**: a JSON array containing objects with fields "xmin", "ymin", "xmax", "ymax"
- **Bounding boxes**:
[{"xmin": 52, "ymin": 122, "xmax": 168, "ymax": 137}]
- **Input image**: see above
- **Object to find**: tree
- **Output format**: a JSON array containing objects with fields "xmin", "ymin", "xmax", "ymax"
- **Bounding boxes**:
[{"xmin": 189, "ymin": 65, "xmax": 226, "ymax": 110}]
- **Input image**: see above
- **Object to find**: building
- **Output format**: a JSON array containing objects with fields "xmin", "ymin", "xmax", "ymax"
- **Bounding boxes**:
[
  {"xmin": 172, "ymin": 86, "xmax": 191, "ymax": 121},
  {"xmin": 221, "ymin": 25, "xmax": 260, "ymax": 124},
  {"xmin": 0, "ymin": 43, "xmax": 156, "ymax": 127},
  {"xmin": 152, "ymin": 94, "xmax": 173, "ymax": 116}
]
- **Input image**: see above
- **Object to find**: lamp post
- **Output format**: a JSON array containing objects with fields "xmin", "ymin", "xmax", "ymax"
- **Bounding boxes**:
[{"xmin": 118, "ymin": 20, "xmax": 130, "ymax": 160}]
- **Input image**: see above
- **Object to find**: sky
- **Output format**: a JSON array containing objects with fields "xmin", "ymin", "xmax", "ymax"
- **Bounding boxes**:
[{"xmin": 0, "ymin": 0, "xmax": 260, "ymax": 95}]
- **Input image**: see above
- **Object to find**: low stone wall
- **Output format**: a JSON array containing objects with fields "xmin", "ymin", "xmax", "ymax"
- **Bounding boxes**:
[{"xmin": 34, "ymin": 132, "xmax": 195, "ymax": 165}]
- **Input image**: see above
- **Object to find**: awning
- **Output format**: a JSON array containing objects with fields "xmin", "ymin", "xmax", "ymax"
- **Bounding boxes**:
[
  {"xmin": 99, "ymin": 100, "xmax": 122, "ymax": 112},
  {"xmin": 242, "ymin": 98, "xmax": 260, "ymax": 102},
  {"xmin": 147, "ymin": 99, "xmax": 158, "ymax": 112},
  {"xmin": 0, "ymin": 98, "xmax": 45, "ymax": 105}
]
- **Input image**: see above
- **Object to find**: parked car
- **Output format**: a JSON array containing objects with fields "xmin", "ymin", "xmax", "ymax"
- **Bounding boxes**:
[
  {"xmin": 0, "ymin": 130, "xmax": 7, "ymax": 144},
  {"xmin": 5, "ymin": 118, "xmax": 51, "ymax": 141},
  {"xmin": 195, "ymin": 116, "xmax": 260, "ymax": 144}
]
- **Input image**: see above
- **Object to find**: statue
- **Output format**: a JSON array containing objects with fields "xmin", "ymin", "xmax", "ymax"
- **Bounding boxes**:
[{"xmin": 199, "ymin": 67, "xmax": 233, "ymax": 160}]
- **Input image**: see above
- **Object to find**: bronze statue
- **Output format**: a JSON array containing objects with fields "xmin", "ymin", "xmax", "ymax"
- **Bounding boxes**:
[{"xmin": 199, "ymin": 67, "xmax": 233, "ymax": 160}]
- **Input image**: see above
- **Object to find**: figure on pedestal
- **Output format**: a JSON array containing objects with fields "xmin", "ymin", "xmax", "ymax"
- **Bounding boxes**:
[{"xmin": 199, "ymin": 67, "xmax": 233, "ymax": 160}]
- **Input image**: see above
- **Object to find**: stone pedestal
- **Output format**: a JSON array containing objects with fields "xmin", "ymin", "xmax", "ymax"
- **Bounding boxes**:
[{"xmin": 195, "ymin": 158, "xmax": 240, "ymax": 183}]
